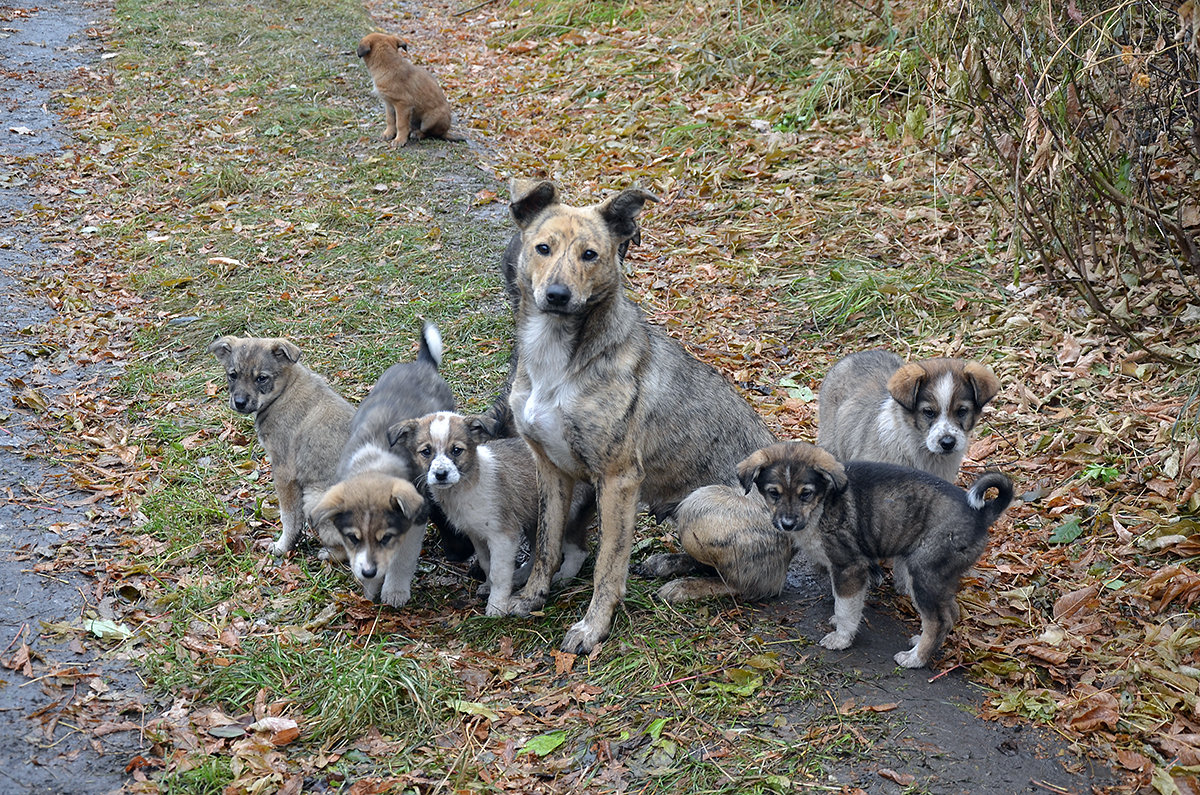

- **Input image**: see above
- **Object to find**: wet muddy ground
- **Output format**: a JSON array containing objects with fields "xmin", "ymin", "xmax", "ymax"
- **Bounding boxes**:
[{"xmin": 0, "ymin": 1, "xmax": 147, "ymax": 792}]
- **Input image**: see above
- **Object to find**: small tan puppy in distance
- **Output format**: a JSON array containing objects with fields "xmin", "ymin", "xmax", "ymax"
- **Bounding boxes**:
[
  {"xmin": 356, "ymin": 32, "xmax": 466, "ymax": 146},
  {"xmin": 208, "ymin": 336, "xmax": 353, "ymax": 558},
  {"xmin": 817, "ymin": 350, "xmax": 1000, "ymax": 483}
]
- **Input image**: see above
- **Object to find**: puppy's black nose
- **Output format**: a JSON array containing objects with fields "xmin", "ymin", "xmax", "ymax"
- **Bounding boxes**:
[
  {"xmin": 545, "ymin": 284, "xmax": 571, "ymax": 307},
  {"xmin": 360, "ymin": 564, "xmax": 377, "ymax": 579},
  {"xmin": 938, "ymin": 435, "xmax": 957, "ymax": 451},
  {"xmin": 777, "ymin": 516, "xmax": 798, "ymax": 532},
  {"xmin": 233, "ymin": 395, "xmax": 250, "ymax": 411},
  {"xmin": 434, "ymin": 470, "xmax": 449, "ymax": 482}
]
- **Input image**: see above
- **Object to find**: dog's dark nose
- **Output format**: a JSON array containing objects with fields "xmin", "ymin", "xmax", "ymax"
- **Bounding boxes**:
[
  {"xmin": 545, "ymin": 284, "xmax": 571, "ymax": 307},
  {"xmin": 938, "ymin": 435, "xmax": 957, "ymax": 451},
  {"xmin": 232, "ymin": 395, "xmax": 250, "ymax": 412},
  {"xmin": 433, "ymin": 470, "xmax": 449, "ymax": 482},
  {"xmin": 360, "ymin": 564, "xmax": 377, "ymax": 579},
  {"xmin": 777, "ymin": 516, "xmax": 798, "ymax": 532}
]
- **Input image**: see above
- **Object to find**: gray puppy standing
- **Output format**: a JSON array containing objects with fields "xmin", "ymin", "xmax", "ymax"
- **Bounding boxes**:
[
  {"xmin": 817, "ymin": 350, "xmax": 1000, "ymax": 482},
  {"xmin": 309, "ymin": 324, "xmax": 455, "ymax": 607},
  {"xmin": 208, "ymin": 336, "xmax": 353, "ymax": 558},
  {"xmin": 737, "ymin": 442, "xmax": 1013, "ymax": 668}
]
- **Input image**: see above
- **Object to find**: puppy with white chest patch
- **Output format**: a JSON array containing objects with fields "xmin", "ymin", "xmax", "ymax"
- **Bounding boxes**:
[
  {"xmin": 309, "ymin": 324, "xmax": 454, "ymax": 607},
  {"xmin": 391, "ymin": 411, "xmax": 591, "ymax": 616},
  {"xmin": 817, "ymin": 350, "xmax": 1000, "ymax": 482},
  {"xmin": 208, "ymin": 336, "xmax": 353, "ymax": 559}
]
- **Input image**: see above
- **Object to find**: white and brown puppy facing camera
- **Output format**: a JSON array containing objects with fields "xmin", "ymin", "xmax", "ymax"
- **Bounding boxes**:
[{"xmin": 817, "ymin": 350, "xmax": 1000, "ymax": 482}]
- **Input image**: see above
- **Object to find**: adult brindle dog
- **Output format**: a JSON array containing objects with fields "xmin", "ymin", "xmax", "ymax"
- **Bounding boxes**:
[{"xmin": 503, "ymin": 179, "xmax": 775, "ymax": 653}]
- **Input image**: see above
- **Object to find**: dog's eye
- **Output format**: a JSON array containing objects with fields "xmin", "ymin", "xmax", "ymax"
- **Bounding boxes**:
[
  {"xmin": 227, "ymin": 371, "xmax": 237, "ymax": 381},
  {"xmin": 450, "ymin": 445, "xmax": 464, "ymax": 457},
  {"xmin": 581, "ymin": 248, "xmax": 598, "ymax": 261},
  {"xmin": 535, "ymin": 243, "xmax": 551, "ymax": 256},
  {"xmin": 256, "ymin": 374, "xmax": 270, "ymax": 385},
  {"xmin": 343, "ymin": 532, "xmax": 360, "ymax": 545},
  {"xmin": 956, "ymin": 406, "xmax": 970, "ymax": 419},
  {"xmin": 380, "ymin": 533, "xmax": 394, "ymax": 546},
  {"xmin": 799, "ymin": 488, "xmax": 814, "ymax": 503},
  {"xmin": 764, "ymin": 487, "xmax": 782, "ymax": 501},
  {"xmin": 921, "ymin": 407, "xmax": 937, "ymax": 419},
  {"xmin": 418, "ymin": 446, "xmax": 432, "ymax": 458}
]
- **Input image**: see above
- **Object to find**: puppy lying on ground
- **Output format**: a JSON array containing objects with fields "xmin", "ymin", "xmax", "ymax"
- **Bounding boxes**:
[
  {"xmin": 309, "ymin": 324, "xmax": 455, "ymax": 607},
  {"xmin": 735, "ymin": 442, "xmax": 1013, "ymax": 668},
  {"xmin": 392, "ymin": 411, "xmax": 592, "ymax": 616},
  {"xmin": 208, "ymin": 336, "xmax": 353, "ymax": 558},
  {"xmin": 356, "ymin": 32, "xmax": 466, "ymax": 146},
  {"xmin": 817, "ymin": 350, "xmax": 1000, "ymax": 482}
]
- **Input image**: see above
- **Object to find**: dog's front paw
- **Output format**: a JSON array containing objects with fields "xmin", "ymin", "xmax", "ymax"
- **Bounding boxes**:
[
  {"xmin": 819, "ymin": 629, "xmax": 855, "ymax": 650},
  {"xmin": 655, "ymin": 578, "xmax": 698, "ymax": 604},
  {"xmin": 484, "ymin": 596, "xmax": 508, "ymax": 617},
  {"xmin": 562, "ymin": 619, "xmax": 606, "ymax": 655},
  {"xmin": 381, "ymin": 583, "xmax": 411, "ymax": 609},
  {"xmin": 477, "ymin": 580, "xmax": 492, "ymax": 597},
  {"xmin": 506, "ymin": 590, "xmax": 546, "ymax": 617},
  {"xmin": 894, "ymin": 647, "xmax": 927, "ymax": 668}
]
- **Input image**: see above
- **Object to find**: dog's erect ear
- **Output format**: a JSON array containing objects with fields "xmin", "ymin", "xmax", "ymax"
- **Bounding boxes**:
[
  {"xmin": 390, "ymin": 480, "xmax": 428, "ymax": 523},
  {"xmin": 737, "ymin": 448, "xmax": 771, "ymax": 495},
  {"xmin": 465, "ymin": 415, "xmax": 495, "ymax": 444},
  {"xmin": 817, "ymin": 460, "xmax": 849, "ymax": 495},
  {"xmin": 963, "ymin": 361, "xmax": 1000, "ymax": 408},
  {"xmin": 387, "ymin": 418, "xmax": 419, "ymax": 449},
  {"xmin": 598, "ymin": 188, "xmax": 658, "ymax": 243},
  {"xmin": 270, "ymin": 340, "xmax": 302, "ymax": 364},
  {"xmin": 309, "ymin": 484, "xmax": 344, "ymax": 527},
  {"xmin": 208, "ymin": 336, "xmax": 235, "ymax": 364},
  {"xmin": 509, "ymin": 179, "xmax": 559, "ymax": 229},
  {"xmin": 887, "ymin": 363, "xmax": 927, "ymax": 412}
]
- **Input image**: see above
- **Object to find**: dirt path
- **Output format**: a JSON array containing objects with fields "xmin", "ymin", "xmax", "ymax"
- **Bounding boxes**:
[{"xmin": 0, "ymin": 1, "xmax": 145, "ymax": 792}]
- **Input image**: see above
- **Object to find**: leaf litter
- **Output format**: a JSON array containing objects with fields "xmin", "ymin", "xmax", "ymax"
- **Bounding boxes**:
[{"xmin": 9, "ymin": 0, "xmax": 1198, "ymax": 791}]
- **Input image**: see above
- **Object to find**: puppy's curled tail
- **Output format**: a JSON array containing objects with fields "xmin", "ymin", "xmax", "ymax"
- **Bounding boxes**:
[
  {"xmin": 418, "ymin": 322, "xmax": 443, "ymax": 369},
  {"xmin": 966, "ymin": 472, "xmax": 1014, "ymax": 526}
]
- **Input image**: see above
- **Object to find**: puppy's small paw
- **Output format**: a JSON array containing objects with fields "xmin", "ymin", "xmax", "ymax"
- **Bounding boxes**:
[
  {"xmin": 894, "ymin": 647, "xmax": 926, "ymax": 668},
  {"xmin": 270, "ymin": 539, "xmax": 292, "ymax": 557},
  {"xmin": 562, "ymin": 620, "xmax": 605, "ymax": 655},
  {"xmin": 484, "ymin": 598, "xmax": 508, "ymax": 617},
  {"xmin": 655, "ymin": 579, "xmax": 695, "ymax": 604},
  {"xmin": 820, "ymin": 629, "xmax": 854, "ymax": 650},
  {"xmin": 507, "ymin": 592, "xmax": 545, "ymax": 617},
  {"xmin": 381, "ymin": 587, "xmax": 411, "ymax": 609}
]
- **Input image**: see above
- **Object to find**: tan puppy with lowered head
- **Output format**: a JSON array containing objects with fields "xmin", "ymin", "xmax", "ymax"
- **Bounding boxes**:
[{"xmin": 356, "ymin": 32, "xmax": 466, "ymax": 146}]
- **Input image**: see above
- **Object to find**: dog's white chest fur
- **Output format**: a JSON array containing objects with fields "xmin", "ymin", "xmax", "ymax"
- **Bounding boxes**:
[{"xmin": 514, "ymin": 314, "xmax": 582, "ymax": 473}]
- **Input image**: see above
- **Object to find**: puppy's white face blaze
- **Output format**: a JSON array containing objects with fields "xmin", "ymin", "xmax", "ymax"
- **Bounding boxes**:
[
  {"xmin": 916, "ymin": 371, "xmax": 976, "ymax": 457},
  {"xmin": 409, "ymin": 412, "xmax": 477, "ymax": 489}
]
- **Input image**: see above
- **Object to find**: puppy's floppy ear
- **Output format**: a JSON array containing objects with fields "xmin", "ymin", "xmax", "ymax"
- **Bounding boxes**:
[
  {"xmin": 309, "ymin": 484, "xmax": 344, "ymax": 527},
  {"xmin": 393, "ymin": 36, "xmax": 408, "ymax": 51},
  {"xmin": 817, "ymin": 459, "xmax": 848, "ymax": 495},
  {"xmin": 465, "ymin": 415, "xmax": 495, "ymax": 444},
  {"xmin": 208, "ymin": 336, "xmax": 235, "ymax": 364},
  {"xmin": 509, "ymin": 179, "xmax": 558, "ymax": 229},
  {"xmin": 598, "ymin": 187, "xmax": 658, "ymax": 244},
  {"xmin": 270, "ymin": 339, "xmax": 302, "ymax": 364},
  {"xmin": 887, "ymin": 363, "xmax": 927, "ymax": 412},
  {"xmin": 963, "ymin": 361, "xmax": 1000, "ymax": 408},
  {"xmin": 356, "ymin": 38, "xmax": 371, "ymax": 58},
  {"xmin": 387, "ymin": 418, "xmax": 419, "ymax": 449},
  {"xmin": 390, "ymin": 479, "xmax": 428, "ymax": 524},
  {"xmin": 737, "ymin": 448, "xmax": 771, "ymax": 494}
]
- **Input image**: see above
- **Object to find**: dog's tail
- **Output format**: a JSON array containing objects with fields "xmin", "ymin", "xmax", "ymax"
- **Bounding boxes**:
[
  {"xmin": 966, "ymin": 471, "xmax": 1014, "ymax": 526},
  {"xmin": 419, "ymin": 322, "xmax": 443, "ymax": 370}
]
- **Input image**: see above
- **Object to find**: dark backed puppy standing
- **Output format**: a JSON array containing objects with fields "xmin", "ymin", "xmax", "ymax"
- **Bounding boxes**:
[
  {"xmin": 738, "ymin": 442, "xmax": 1012, "ymax": 668},
  {"xmin": 208, "ymin": 336, "xmax": 353, "ymax": 559},
  {"xmin": 503, "ymin": 179, "xmax": 776, "ymax": 654},
  {"xmin": 356, "ymin": 32, "xmax": 466, "ymax": 146},
  {"xmin": 310, "ymin": 324, "xmax": 455, "ymax": 607},
  {"xmin": 817, "ymin": 349, "xmax": 1000, "ymax": 483}
]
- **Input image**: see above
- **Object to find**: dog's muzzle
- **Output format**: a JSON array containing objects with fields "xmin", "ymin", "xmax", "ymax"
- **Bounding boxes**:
[
  {"xmin": 775, "ymin": 515, "xmax": 803, "ymax": 532},
  {"xmin": 231, "ymin": 394, "xmax": 253, "ymax": 414},
  {"xmin": 937, "ymin": 434, "xmax": 958, "ymax": 452},
  {"xmin": 537, "ymin": 283, "xmax": 578, "ymax": 314}
]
